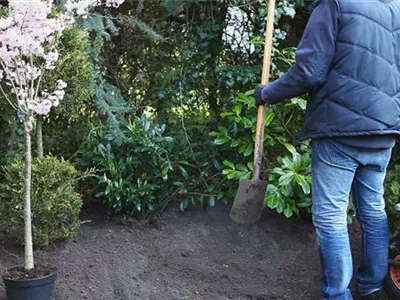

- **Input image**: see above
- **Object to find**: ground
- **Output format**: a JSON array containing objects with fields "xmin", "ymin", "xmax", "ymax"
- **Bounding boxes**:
[{"xmin": 0, "ymin": 202, "xmax": 378, "ymax": 300}]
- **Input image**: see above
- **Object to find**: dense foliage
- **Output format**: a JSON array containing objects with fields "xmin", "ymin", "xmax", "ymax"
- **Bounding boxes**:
[
  {"xmin": 384, "ymin": 165, "xmax": 400, "ymax": 230},
  {"xmin": 0, "ymin": 0, "xmax": 398, "ymax": 224},
  {"xmin": 0, "ymin": 156, "xmax": 82, "ymax": 246},
  {"xmin": 79, "ymin": 116, "xmax": 174, "ymax": 217}
]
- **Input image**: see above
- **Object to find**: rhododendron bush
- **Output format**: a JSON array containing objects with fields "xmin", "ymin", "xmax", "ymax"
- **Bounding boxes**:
[{"xmin": 0, "ymin": 0, "xmax": 124, "ymax": 271}]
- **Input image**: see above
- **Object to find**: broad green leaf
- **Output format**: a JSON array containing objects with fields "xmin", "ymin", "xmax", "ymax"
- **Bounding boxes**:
[
  {"xmin": 234, "ymin": 103, "xmax": 242, "ymax": 115},
  {"xmin": 293, "ymin": 153, "xmax": 302, "ymax": 168},
  {"xmin": 243, "ymin": 145, "xmax": 253, "ymax": 157},
  {"xmin": 231, "ymin": 139, "xmax": 241, "ymax": 147},
  {"xmin": 222, "ymin": 160, "xmax": 235, "ymax": 169},
  {"xmin": 292, "ymin": 97, "xmax": 307, "ymax": 110},
  {"xmin": 279, "ymin": 172, "xmax": 294, "ymax": 186},
  {"xmin": 162, "ymin": 167, "xmax": 169, "ymax": 175},
  {"xmin": 284, "ymin": 143, "xmax": 297, "ymax": 155},
  {"xmin": 95, "ymin": 192, "xmax": 105, "ymax": 197},
  {"xmin": 208, "ymin": 197, "xmax": 216, "ymax": 207},
  {"xmin": 213, "ymin": 159, "xmax": 222, "ymax": 170},
  {"xmin": 266, "ymin": 184, "xmax": 278, "ymax": 193},
  {"xmin": 265, "ymin": 111, "xmax": 275, "ymax": 126},
  {"xmin": 180, "ymin": 200, "xmax": 187, "ymax": 211},
  {"xmin": 281, "ymin": 184, "xmax": 293, "ymax": 197},
  {"xmin": 236, "ymin": 163, "xmax": 248, "ymax": 172},
  {"xmin": 297, "ymin": 200, "xmax": 312, "ymax": 208},
  {"xmin": 347, "ymin": 215, "xmax": 353, "ymax": 225},
  {"xmin": 244, "ymin": 89, "xmax": 254, "ymax": 96},
  {"xmin": 266, "ymin": 194, "xmax": 279, "ymax": 209},
  {"xmin": 282, "ymin": 157, "xmax": 294, "ymax": 170},
  {"xmin": 284, "ymin": 207, "xmax": 293, "ymax": 218},
  {"xmin": 298, "ymin": 176, "xmax": 311, "ymax": 195},
  {"xmin": 218, "ymin": 126, "xmax": 228, "ymax": 136},
  {"xmin": 293, "ymin": 207, "xmax": 300, "ymax": 216},
  {"xmin": 209, "ymin": 131, "xmax": 220, "ymax": 137},
  {"xmin": 272, "ymin": 167, "xmax": 285, "ymax": 176},
  {"xmin": 223, "ymin": 169, "xmax": 237, "ymax": 180},
  {"xmin": 178, "ymin": 166, "xmax": 189, "ymax": 179},
  {"xmin": 221, "ymin": 112, "xmax": 236, "ymax": 117},
  {"xmin": 238, "ymin": 144, "xmax": 247, "ymax": 154},
  {"xmin": 214, "ymin": 138, "xmax": 230, "ymax": 145}
]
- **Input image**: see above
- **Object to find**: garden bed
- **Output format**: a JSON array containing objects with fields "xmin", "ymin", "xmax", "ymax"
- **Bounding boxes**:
[{"xmin": 0, "ymin": 203, "xmax": 362, "ymax": 300}]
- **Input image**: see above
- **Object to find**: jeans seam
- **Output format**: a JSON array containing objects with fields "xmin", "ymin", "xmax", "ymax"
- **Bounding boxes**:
[
  {"xmin": 354, "ymin": 179, "xmax": 370, "ymax": 290},
  {"xmin": 354, "ymin": 188, "xmax": 368, "ymax": 270}
]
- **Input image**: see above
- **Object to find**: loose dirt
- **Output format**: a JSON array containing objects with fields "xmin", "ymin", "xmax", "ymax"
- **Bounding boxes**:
[{"xmin": 0, "ymin": 203, "xmax": 368, "ymax": 300}]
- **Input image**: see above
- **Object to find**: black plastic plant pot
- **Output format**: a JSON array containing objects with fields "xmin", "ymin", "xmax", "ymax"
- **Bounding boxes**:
[{"xmin": 2, "ymin": 266, "xmax": 57, "ymax": 300}]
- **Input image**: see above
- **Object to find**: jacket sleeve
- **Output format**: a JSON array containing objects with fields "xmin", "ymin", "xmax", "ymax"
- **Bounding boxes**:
[{"xmin": 261, "ymin": 0, "xmax": 340, "ymax": 104}]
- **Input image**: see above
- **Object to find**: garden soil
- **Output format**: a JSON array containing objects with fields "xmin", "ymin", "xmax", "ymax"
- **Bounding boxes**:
[{"xmin": 0, "ymin": 202, "xmax": 368, "ymax": 300}]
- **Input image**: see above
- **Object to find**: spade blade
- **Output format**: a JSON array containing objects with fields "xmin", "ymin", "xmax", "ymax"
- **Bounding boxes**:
[{"xmin": 230, "ymin": 179, "xmax": 268, "ymax": 224}]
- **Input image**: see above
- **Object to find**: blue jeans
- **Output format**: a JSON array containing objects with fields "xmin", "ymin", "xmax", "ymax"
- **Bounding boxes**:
[{"xmin": 312, "ymin": 139, "xmax": 392, "ymax": 300}]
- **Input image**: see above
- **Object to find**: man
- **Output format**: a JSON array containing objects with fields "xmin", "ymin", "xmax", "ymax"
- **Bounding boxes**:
[{"xmin": 255, "ymin": 0, "xmax": 400, "ymax": 299}]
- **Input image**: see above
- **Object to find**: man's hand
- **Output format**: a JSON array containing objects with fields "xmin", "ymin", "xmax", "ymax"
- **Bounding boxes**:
[{"xmin": 254, "ymin": 84, "xmax": 268, "ymax": 107}]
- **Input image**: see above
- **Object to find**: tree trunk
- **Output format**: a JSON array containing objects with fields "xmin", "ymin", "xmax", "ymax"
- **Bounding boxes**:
[
  {"xmin": 36, "ymin": 116, "xmax": 43, "ymax": 157},
  {"xmin": 24, "ymin": 115, "xmax": 34, "ymax": 270}
]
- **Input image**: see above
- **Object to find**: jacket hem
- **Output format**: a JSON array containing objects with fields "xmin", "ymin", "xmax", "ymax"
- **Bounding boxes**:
[{"xmin": 297, "ymin": 130, "xmax": 400, "ymax": 141}]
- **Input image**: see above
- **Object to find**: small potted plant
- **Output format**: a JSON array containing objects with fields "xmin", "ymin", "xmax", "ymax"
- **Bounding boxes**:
[{"xmin": 0, "ymin": 1, "xmax": 123, "ymax": 299}]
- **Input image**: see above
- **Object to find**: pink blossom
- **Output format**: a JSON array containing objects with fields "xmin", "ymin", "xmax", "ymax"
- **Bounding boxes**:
[
  {"xmin": 0, "ymin": 0, "xmax": 124, "ymax": 116},
  {"xmin": 56, "ymin": 80, "xmax": 68, "ymax": 90},
  {"xmin": 106, "ymin": 0, "xmax": 125, "ymax": 8}
]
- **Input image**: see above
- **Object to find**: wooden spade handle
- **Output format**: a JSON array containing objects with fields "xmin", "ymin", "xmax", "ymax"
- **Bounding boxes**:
[{"xmin": 253, "ymin": 0, "xmax": 276, "ymax": 180}]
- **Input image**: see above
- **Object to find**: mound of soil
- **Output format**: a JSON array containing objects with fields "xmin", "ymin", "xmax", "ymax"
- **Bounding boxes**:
[
  {"xmin": 3, "ymin": 264, "xmax": 56, "ymax": 280},
  {"xmin": 0, "ymin": 203, "xmax": 363, "ymax": 300}
]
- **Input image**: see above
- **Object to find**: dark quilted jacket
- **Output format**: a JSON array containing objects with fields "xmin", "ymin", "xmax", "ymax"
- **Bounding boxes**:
[{"xmin": 261, "ymin": 0, "xmax": 400, "ymax": 141}]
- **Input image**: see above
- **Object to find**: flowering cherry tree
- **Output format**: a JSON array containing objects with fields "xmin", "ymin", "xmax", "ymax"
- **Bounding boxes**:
[{"xmin": 0, "ymin": 0, "xmax": 124, "ymax": 271}]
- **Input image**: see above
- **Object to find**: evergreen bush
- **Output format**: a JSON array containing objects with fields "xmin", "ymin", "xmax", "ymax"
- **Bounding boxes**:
[{"xmin": 0, "ymin": 156, "xmax": 82, "ymax": 246}]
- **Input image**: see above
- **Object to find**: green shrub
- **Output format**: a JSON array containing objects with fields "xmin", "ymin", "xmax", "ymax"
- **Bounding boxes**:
[
  {"xmin": 78, "ymin": 113, "xmax": 229, "ymax": 217},
  {"xmin": 265, "ymin": 147, "xmax": 312, "ymax": 218},
  {"xmin": 210, "ymin": 88, "xmax": 311, "ymax": 218},
  {"xmin": 384, "ymin": 164, "xmax": 400, "ymax": 231},
  {"xmin": 0, "ymin": 156, "xmax": 82, "ymax": 247},
  {"xmin": 78, "ymin": 116, "xmax": 174, "ymax": 217},
  {"xmin": 385, "ymin": 165, "xmax": 400, "ymax": 214}
]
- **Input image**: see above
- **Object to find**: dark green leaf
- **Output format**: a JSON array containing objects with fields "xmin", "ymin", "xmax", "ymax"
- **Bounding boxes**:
[
  {"xmin": 284, "ymin": 207, "xmax": 293, "ymax": 218},
  {"xmin": 208, "ymin": 197, "xmax": 216, "ymax": 207},
  {"xmin": 222, "ymin": 160, "xmax": 235, "ymax": 169},
  {"xmin": 284, "ymin": 143, "xmax": 297, "ymax": 155},
  {"xmin": 214, "ymin": 138, "xmax": 230, "ymax": 145},
  {"xmin": 265, "ymin": 112, "xmax": 275, "ymax": 126}
]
